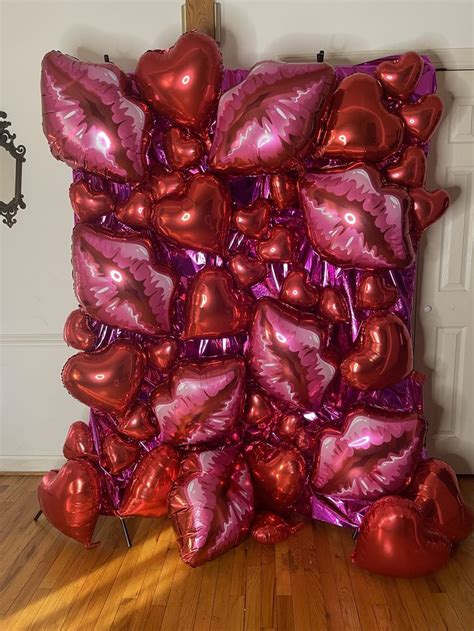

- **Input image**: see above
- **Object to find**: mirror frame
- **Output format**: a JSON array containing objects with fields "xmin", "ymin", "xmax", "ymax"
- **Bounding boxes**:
[{"xmin": 0, "ymin": 112, "xmax": 26, "ymax": 227}]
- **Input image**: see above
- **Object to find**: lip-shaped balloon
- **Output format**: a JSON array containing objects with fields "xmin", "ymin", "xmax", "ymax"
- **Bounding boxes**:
[
  {"xmin": 135, "ymin": 31, "xmax": 223, "ymax": 130},
  {"xmin": 280, "ymin": 269, "xmax": 319, "ymax": 308},
  {"xmin": 38, "ymin": 460, "xmax": 101, "ymax": 548},
  {"xmin": 183, "ymin": 268, "xmax": 251, "ymax": 339},
  {"xmin": 257, "ymin": 225, "xmax": 294, "ymax": 263},
  {"xmin": 341, "ymin": 313, "xmax": 413, "ymax": 390},
  {"xmin": 356, "ymin": 273, "xmax": 398, "ymax": 310},
  {"xmin": 164, "ymin": 127, "xmax": 203, "ymax": 170},
  {"xmin": 152, "ymin": 174, "xmax": 231, "ymax": 254},
  {"xmin": 152, "ymin": 357, "xmax": 245, "ymax": 446},
  {"xmin": 245, "ymin": 441, "xmax": 306, "ymax": 512},
  {"xmin": 169, "ymin": 448, "xmax": 254, "ymax": 566},
  {"xmin": 117, "ymin": 403, "xmax": 156, "ymax": 441},
  {"xmin": 234, "ymin": 198, "xmax": 271, "ymax": 239},
  {"xmin": 101, "ymin": 433, "xmax": 139, "ymax": 475},
  {"xmin": 72, "ymin": 223, "xmax": 177, "ymax": 335},
  {"xmin": 321, "ymin": 73, "xmax": 404, "ymax": 162},
  {"xmin": 375, "ymin": 51, "xmax": 424, "ymax": 100},
  {"xmin": 146, "ymin": 337, "xmax": 178, "ymax": 372},
  {"xmin": 312, "ymin": 405, "xmax": 425, "ymax": 501},
  {"xmin": 69, "ymin": 181, "xmax": 115, "ymax": 223},
  {"xmin": 63, "ymin": 420, "xmax": 97, "ymax": 461},
  {"xmin": 385, "ymin": 146, "xmax": 427, "ymax": 189},
  {"xmin": 251, "ymin": 512, "xmax": 304, "ymax": 545},
  {"xmin": 410, "ymin": 187, "xmax": 450, "ymax": 234},
  {"xmin": 209, "ymin": 61, "xmax": 335, "ymax": 174},
  {"xmin": 63, "ymin": 308, "xmax": 97, "ymax": 352},
  {"xmin": 300, "ymin": 163, "xmax": 413, "ymax": 269},
  {"xmin": 270, "ymin": 174, "xmax": 299, "ymax": 210},
  {"xmin": 41, "ymin": 51, "xmax": 151, "ymax": 182},
  {"xmin": 62, "ymin": 340, "xmax": 145, "ymax": 414},
  {"xmin": 400, "ymin": 94, "xmax": 444, "ymax": 143},
  {"xmin": 405, "ymin": 458, "xmax": 473, "ymax": 543},
  {"xmin": 115, "ymin": 189, "xmax": 153, "ymax": 229},
  {"xmin": 228, "ymin": 252, "xmax": 267, "ymax": 288},
  {"xmin": 352, "ymin": 496, "xmax": 451, "ymax": 577},
  {"xmin": 317, "ymin": 286, "xmax": 350, "ymax": 323},
  {"xmin": 119, "ymin": 445, "xmax": 180, "ymax": 518},
  {"xmin": 248, "ymin": 298, "xmax": 337, "ymax": 410},
  {"xmin": 147, "ymin": 166, "xmax": 185, "ymax": 202}
]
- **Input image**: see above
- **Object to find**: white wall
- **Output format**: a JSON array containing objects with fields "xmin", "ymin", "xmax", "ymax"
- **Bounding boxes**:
[{"xmin": 1, "ymin": 0, "xmax": 473, "ymax": 470}]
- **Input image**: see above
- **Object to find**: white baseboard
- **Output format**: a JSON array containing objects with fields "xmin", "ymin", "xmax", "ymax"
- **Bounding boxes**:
[{"xmin": 0, "ymin": 455, "xmax": 65, "ymax": 473}]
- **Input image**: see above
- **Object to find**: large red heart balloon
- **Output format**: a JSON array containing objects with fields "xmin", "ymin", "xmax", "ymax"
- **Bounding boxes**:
[
  {"xmin": 385, "ymin": 146, "xmax": 427, "ymax": 189},
  {"xmin": 164, "ymin": 127, "xmax": 203, "ymax": 170},
  {"xmin": 341, "ymin": 313, "xmax": 413, "ymax": 390},
  {"xmin": 63, "ymin": 420, "xmax": 97, "ymax": 461},
  {"xmin": 352, "ymin": 496, "xmax": 451, "ymax": 577},
  {"xmin": 375, "ymin": 51, "xmax": 424, "ymax": 100},
  {"xmin": 183, "ymin": 268, "xmax": 251, "ymax": 339},
  {"xmin": 135, "ymin": 31, "xmax": 223, "ymax": 130},
  {"xmin": 405, "ymin": 458, "xmax": 473, "ymax": 543},
  {"xmin": 38, "ymin": 460, "xmax": 101, "ymax": 547},
  {"xmin": 69, "ymin": 181, "xmax": 115, "ymax": 223},
  {"xmin": 234, "ymin": 198, "xmax": 271, "ymax": 239},
  {"xmin": 119, "ymin": 445, "xmax": 180, "ymax": 518},
  {"xmin": 62, "ymin": 340, "xmax": 146, "ymax": 414},
  {"xmin": 63, "ymin": 308, "xmax": 97, "ymax": 352},
  {"xmin": 101, "ymin": 433, "xmax": 140, "ymax": 475},
  {"xmin": 228, "ymin": 253, "xmax": 267, "ymax": 288},
  {"xmin": 322, "ymin": 73, "xmax": 404, "ymax": 162},
  {"xmin": 356, "ymin": 273, "xmax": 398, "ymax": 310},
  {"xmin": 410, "ymin": 187, "xmax": 450, "ymax": 233},
  {"xmin": 152, "ymin": 174, "xmax": 231, "ymax": 254},
  {"xmin": 400, "ymin": 94, "xmax": 444, "ymax": 143}
]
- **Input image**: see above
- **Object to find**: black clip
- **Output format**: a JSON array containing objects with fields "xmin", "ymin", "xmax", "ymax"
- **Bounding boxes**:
[
  {"xmin": 104, "ymin": 54, "xmax": 110, "ymax": 63},
  {"xmin": 317, "ymin": 50, "xmax": 325, "ymax": 63}
]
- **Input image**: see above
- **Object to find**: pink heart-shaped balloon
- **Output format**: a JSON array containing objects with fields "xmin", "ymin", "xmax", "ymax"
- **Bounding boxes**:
[
  {"xmin": 63, "ymin": 420, "xmax": 97, "ymax": 461},
  {"xmin": 375, "ymin": 51, "xmax": 424, "ymax": 100}
]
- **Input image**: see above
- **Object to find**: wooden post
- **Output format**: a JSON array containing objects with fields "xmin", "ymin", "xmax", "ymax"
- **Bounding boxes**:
[{"xmin": 182, "ymin": 0, "xmax": 220, "ymax": 41}]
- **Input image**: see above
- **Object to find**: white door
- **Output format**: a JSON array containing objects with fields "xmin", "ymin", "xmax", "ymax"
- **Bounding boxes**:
[{"xmin": 415, "ymin": 69, "xmax": 474, "ymax": 473}]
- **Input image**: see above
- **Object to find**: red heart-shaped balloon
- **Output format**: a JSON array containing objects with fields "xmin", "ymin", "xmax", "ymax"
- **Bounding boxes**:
[
  {"xmin": 375, "ymin": 51, "xmax": 424, "ymax": 100},
  {"xmin": 115, "ymin": 189, "xmax": 152, "ymax": 229},
  {"xmin": 405, "ymin": 458, "xmax": 473, "ymax": 543},
  {"xmin": 164, "ymin": 127, "xmax": 202, "ymax": 170},
  {"xmin": 322, "ymin": 73, "xmax": 404, "ymax": 162},
  {"xmin": 63, "ymin": 420, "xmax": 97, "ymax": 461},
  {"xmin": 410, "ymin": 187, "xmax": 450, "ymax": 233},
  {"xmin": 135, "ymin": 31, "xmax": 223, "ymax": 130},
  {"xmin": 352, "ymin": 496, "xmax": 451, "ymax": 577},
  {"xmin": 257, "ymin": 225, "xmax": 294, "ymax": 262},
  {"xmin": 147, "ymin": 166, "xmax": 185, "ymax": 202},
  {"xmin": 62, "ymin": 340, "xmax": 146, "ymax": 414},
  {"xmin": 119, "ymin": 445, "xmax": 180, "ymax": 518},
  {"xmin": 146, "ymin": 337, "xmax": 179, "ymax": 372},
  {"xmin": 277, "ymin": 414, "xmax": 304, "ymax": 443},
  {"xmin": 228, "ymin": 253, "xmax": 267, "ymax": 288},
  {"xmin": 341, "ymin": 313, "xmax": 413, "ymax": 390},
  {"xmin": 152, "ymin": 174, "xmax": 231, "ymax": 254},
  {"xmin": 117, "ymin": 403, "xmax": 157, "ymax": 441},
  {"xmin": 234, "ymin": 198, "xmax": 271, "ymax": 239},
  {"xmin": 38, "ymin": 460, "xmax": 101, "ymax": 547},
  {"xmin": 385, "ymin": 146, "xmax": 427, "ymax": 189},
  {"xmin": 270, "ymin": 174, "xmax": 299, "ymax": 210},
  {"xmin": 318, "ymin": 286, "xmax": 350, "ymax": 323},
  {"xmin": 252, "ymin": 512, "xmax": 304, "ymax": 545},
  {"xmin": 244, "ymin": 391, "xmax": 274, "ymax": 427},
  {"xmin": 400, "ymin": 94, "xmax": 444, "ymax": 143},
  {"xmin": 69, "ymin": 180, "xmax": 114, "ymax": 223},
  {"xmin": 183, "ymin": 268, "xmax": 251, "ymax": 339},
  {"xmin": 280, "ymin": 270, "xmax": 319, "ymax": 308},
  {"xmin": 63, "ymin": 308, "xmax": 97, "ymax": 352},
  {"xmin": 101, "ymin": 433, "xmax": 140, "ymax": 475},
  {"xmin": 356, "ymin": 273, "xmax": 398, "ymax": 310}
]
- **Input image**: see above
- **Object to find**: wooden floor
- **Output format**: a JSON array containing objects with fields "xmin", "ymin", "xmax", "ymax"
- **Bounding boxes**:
[{"xmin": 0, "ymin": 476, "xmax": 472, "ymax": 631}]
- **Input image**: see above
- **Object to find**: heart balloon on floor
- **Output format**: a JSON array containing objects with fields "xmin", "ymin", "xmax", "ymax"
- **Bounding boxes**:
[{"xmin": 40, "ymin": 36, "xmax": 462, "ymax": 577}]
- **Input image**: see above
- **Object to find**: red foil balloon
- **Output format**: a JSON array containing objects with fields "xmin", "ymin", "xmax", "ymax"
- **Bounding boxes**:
[
  {"xmin": 244, "ymin": 391, "xmax": 274, "ymax": 427},
  {"xmin": 38, "ymin": 460, "xmax": 101, "ymax": 548},
  {"xmin": 183, "ymin": 268, "xmax": 251, "ymax": 339},
  {"xmin": 375, "ymin": 51, "xmax": 424, "ymax": 100},
  {"xmin": 69, "ymin": 181, "xmax": 114, "ymax": 223},
  {"xmin": 135, "ymin": 31, "xmax": 223, "ymax": 130},
  {"xmin": 228, "ymin": 253, "xmax": 267, "ymax": 288},
  {"xmin": 277, "ymin": 414, "xmax": 304, "ymax": 442},
  {"xmin": 245, "ymin": 442, "xmax": 307, "ymax": 513},
  {"xmin": 101, "ymin": 433, "xmax": 139, "ymax": 475},
  {"xmin": 62, "ymin": 340, "xmax": 146, "ymax": 414},
  {"xmin": 252, "ymin": 512, "xmax": 304, "ymax": 545},
  {"xmin": 385, "ymin": 146, "xmax": 427, "ymax": 189},
  {"xmin": 257, "ymin": 225, "xmax": 294, "ymax": 263},
  {"xmin": 63, "ymin": 308, "xmax": 97, "ymax": 352},
  {"xmin": 410, "ymin": 187, "xmax": 450, "ymax": 233},
  {"xmin": 280, "ymin": 270, "xmax": 319, "ymax": 308},
  {"xmin": 352, "ymin": 496, "xmax": 451, "ymax": 577},
  {"xmin": 322, "ymin": 73, "xmax": 404, "ymax": 162},
  {"xmin": 146, "ymin": 337, "xmax": 178, "ymax": 372},
  {"xmin": 405, "ymin": 458, "xmax": 474, "ymax": 543},
  {"xmin": 164, "ymin": 127, "xmax": 202, "ymax": 170},
  {"xmin": 152, "ymin": 174, "xmax": 231, "ymax": 254},
  {"xmin": 318, "ymin": 286, "xmax": 350, "ymax": 323},
  {"xmin": 400, "ymin": 94, "xmax": 444, "ymax": 143},
  {"xmin": 234, "ymin": 198, "xmax": 271, "ymax": 239},
  {"xmin": 356, "ymin": 273, "xmax": 398, "ymax": 310},
  {"xmin": 270, "ymin": 174, "xmax": 299, "ymax": 210},
  {"xmin": 341, "ymin": 313, "xmax": 413, "ymax": 390},
  {"xmin": 117, "ymin": 403, "xmax": 156, "ymax": 441},
  {"xmin": 115, "ymin": 189, "xmax": 152, "ymax": 229},
  {"xmin": 119, "ymin": 445, "xmax": 180, "ymax": 518},
  {"xmin": 63, "ymin": 420, "xmax": 96, "ymax": 461},
  {"xmin": 168, "ymin": 448, "xmax": 254, "ymax": 566},
  {"xmin": 147, "ymin": 166, "xmax": 185, "ymax": 202}
]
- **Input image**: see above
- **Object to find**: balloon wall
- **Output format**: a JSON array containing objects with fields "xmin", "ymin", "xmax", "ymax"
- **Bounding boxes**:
[{"xmin": 38, "ymin": 33, "xmax": 472, "ymax": 575}]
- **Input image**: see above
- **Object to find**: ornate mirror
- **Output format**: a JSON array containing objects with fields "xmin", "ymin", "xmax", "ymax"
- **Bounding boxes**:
[{"xmin": 0, "ymin": 112, "xmax": 26, "ymax": 227}]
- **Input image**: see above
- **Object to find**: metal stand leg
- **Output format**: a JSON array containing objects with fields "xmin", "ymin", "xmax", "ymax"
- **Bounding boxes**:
[
  {"xmin": 120, "ymin": 518, "xmax": 132, "ymax": 548},
  {"xmin": 352, "ymin": 529, "xmax": 358, "ymax": 540},
  {"xmin": 34, "ymin": 509, "xmax": 43, "ymax": 521}
]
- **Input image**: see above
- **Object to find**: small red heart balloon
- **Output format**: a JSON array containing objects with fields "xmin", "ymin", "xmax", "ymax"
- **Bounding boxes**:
[
  {"xmin": 244, "ymin": 391, "xmax": 274, "ymax": 427},
  {"xmin": 375, "ymin": 51, "xmax": 424, "ymax": 100},
  {"xmin": 352, "ymin": 496, "xmax": 451, "ymax": 577},
  {"xmin": 135, "ymin": 31, "xmax": 223, "ymax": 130},
  {"xmin": 234, "ymin": 198, "xmax": 271, "ymax": 239},
  {"xmin": 400, "ymin": 94, "xmax": 444, "ymax": 143},
  {"xmin": 63, "ymin": 420, "xmax": 97, "ymax": 461},
  {"xmin": 277, "ymin": 414, "xmax": 304, "ymax": 442},
  {"xmin": 38, "ymin": 460, "xmax": 101, "ymax": 548},
  {"xmin": 115, "ymin": 189, "xmax": 152, "ymax": 229},
  {"xmin": 119, "ymin": 445, "xmax": 180, "ymax": 518},
  {"xmin": 270, "ymin": 174, "xmax": 299, "ymax": 210},
  {"xmin": 101, "ymin": 433, "xmax": 140, "ymax": 475},
  {"xmin": 280, "ymin": 270, "xmax": 319, "ymax": 308},
  {"xmin": 69, "ymin": 181, "xmax": 115, "ymax": 223},
  {"xmin": 356, "ymin": 273, "xmax": 398, "ymax": 310},
  {"xmin": 152, "ymin": 174, "xmax": 231, "ymax": 254},
  {"xmin": 257, "ymin": 225, "xmax": 293, "ymax": 262},
  {"xmin": 252, "ymin": 512, "xmax": 304, "ymax": 545},
  {"xmin": 117, "ymin": 403, "xmax": 157, "ymax": 441},
  {"xmin": 164, "ymin": 127, "xmax": 203, "ymax": 170},
  {"xmin": 147, "ymin": 166, "xmax": 185, "ymax": 202},
  {"xmin": 146, "ymin": 337, "xmax": 178, "ymax": 372},
  {"xmin": 410, "ymin": 187, "xmax": 450, "ymax": 233},
  {"xmin": 318, "ymin": 286, "xmax": 350, "ymax": 323},
  {"xmin": 183, "ymin": 267, "xmax": 251, "ymax": 339},
  {"xmin": 62, "ymin": 340, "xmax": 146, "ymax": 414},
  {"xmin": 63, "ymin": 308, "xmax": 97, "ymax": 352},
  {"xmin": 228, "ymin": 253, "xmax": 267, "ymax": 288},
  {"xmin": 405, "ymin": 458, "xmax": 473, "ymax": 543},
  {"xmin": 385, "ymin": 146, "xmax": 427, "ymax": 189}
]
